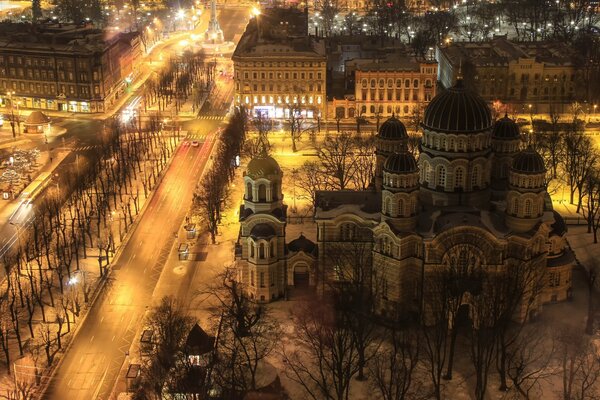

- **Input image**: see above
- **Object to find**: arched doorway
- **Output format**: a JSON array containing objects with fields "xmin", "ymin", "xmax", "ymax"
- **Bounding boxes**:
[{"xmin": 293, "ymin": 263, "xmax": 309, "ymax": 288}]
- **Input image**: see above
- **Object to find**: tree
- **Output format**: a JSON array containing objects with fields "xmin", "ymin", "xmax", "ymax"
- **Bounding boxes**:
[
  {"xmin": 282, "ymin": 297, "xmax": 360, "ymax": 400},
  {"xmin": 31, "ymin": 0, "xmax": 42, "ymax": 20},
  {"xmin": 193, "ymin": 167, "xmax": 226, "ymax": 244},
  {"xmin": 313, "ymin": 0, "xmax": 341, "ymax": 37},
  {"xmin": 208, "ymin": 269, "xmax": 279, "ymax": 396},
  {"xmin": 135, "ymin": 296, "xmax": 194, "ymax": 399},
  {"xmin": 317, "ymin": 133, "xmax": 358, "ymax": 190},
  {"xmin": 558, "ymin": 328, "xmax": 600, "ymax": 400},
  {"xmin": 352, "ymin": 134, "xmax": 376, "ymax": 190},
  {"xmin": 52, "ymin": 0, "xmax": 84, "ymax": 22},
  {"xmin": 369, "ymin": 323, "xmax": 420, "ymax": 400},
  {"xmin": 563, "ymin": 128, "xmax": 597, "ymax": 211},
  {"xmin": 296, "ymin": 161, "xmax": 327, "ymax": 218}
]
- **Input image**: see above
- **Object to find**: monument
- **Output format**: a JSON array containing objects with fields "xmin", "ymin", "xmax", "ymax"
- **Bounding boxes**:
[{"xmin": 201, "ymin": 0, "xmax": 234, "ymax": 54}]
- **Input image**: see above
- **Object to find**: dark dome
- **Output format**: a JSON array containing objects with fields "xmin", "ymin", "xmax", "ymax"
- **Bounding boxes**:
[
  {"xmin": 383, "ymin": 152, "xmax": 418, "ymax": 174},
  {"xmin": 378, "ymin": 116, "xmax": 408, "ymax": 140},
  {"xmin": 246, "ymin": 155, "xmax": 280, "ymax": 179},
  {"xmin": 492, "ymin": 114, "xmax": 520, "ymax": 140},
  {"xmin": 423, "ymin": 80, "xmax": 492, "ymax": 133},
  {"xmin": 288, "ymin": 234, "xmax": 316, "ymax": 254},
  {"xmin": 250, "ymin": 223, "xmax": 276, "ymax": 239},
  {"xmin": 512, "ymin": 148, "xmax": 546, "ymax": 174}
]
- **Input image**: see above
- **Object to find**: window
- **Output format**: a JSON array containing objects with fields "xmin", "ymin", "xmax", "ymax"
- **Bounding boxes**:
[
  {"xmin": 471, "ymin": 166, "xmax": 479, "ymax": 188},
  {"xmin": 384, "ymin": 197, "xmax": 391, "ymax": 215},
  {"xmin": 524, "ymin": 199, "xmax": 532, "ymax": 217},
  {"xmin": 340, "ymin": 223, "xmax": 357, "ymax": 241},
  {"xmin": 258, "ymin": 184, "xmax": 266, "ymax": 202},
  {"xmin": 260, "ymin": 272, "xmax": 265, "ymax": 287},
  {"xmin": 250, "ymin": 242, "xmax": 255, "ymax": 257},
  {"xmin": 398, "ymin": 198, "xmax": 404, "ymax": 216},
  {"xmin": 512, "ymin": 198, "xmax": 519, "ymax": 215},
  {"xmin": 259, "ymin": 243, "xmax": 265, "ymax": 259},
  {"xmin": 413, "ymin": 79, "xmax": 419, "ymax": 88},
  {"xmin": 454, "ymin": 167, "xmax": 464, "ymax": 189},
  {"xmin": 437, "ymin": 166, "xmax": 446, "ymax": 188}
]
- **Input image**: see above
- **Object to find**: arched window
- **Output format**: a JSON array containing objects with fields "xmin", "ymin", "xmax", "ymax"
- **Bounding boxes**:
[
  {"xmin": 246, "ymin": 182, "xmax": 252, "ymax": 200},
  {"xmin": 471, "ymin": 166, "xmax": 479, "ymax": 188},
  {"xmin": 449, "ymin": 138, "xmax": 455, "ymax": 151},
  {"xmin": 384, "ymin": 197, "xmax": 391, "ymax": 215},
  {"xmin": 437, "ymin": 166, "xmax": 446, "ymax": 188},
  {"xmin": 454, "ymin": 167, "xmax": 464, "ymax": 189},
  {"xmin": 524, "ymin": 199, "xmax": 532, "ymax": 217},
  {"xmin": 270, "ymin": 241, "xmax": 275, "ymax": 258},
  {"xmin": 258, "ymin": 184, "xmax": 266, "ymax": 202},
  {"xmin": 512, "ymin": 198, "xmax": 519, "ymax": 215},
  {"xmin": 404, "ymin": 79, "xmax": 410, "ymax": 88},
  {"xmin": 259, "ymin": 243, "xmax": 265, "ymax": 259},
  {"xmin": 398, "ymin": 198, "xmax": 404, "ymax": 216},
  {"xmin": 250, "ymin": 242, "xmax": 255, "ymax": 257}
]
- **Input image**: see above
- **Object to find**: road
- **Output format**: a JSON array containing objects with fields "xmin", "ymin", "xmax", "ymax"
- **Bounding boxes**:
[
  {"xmin": 41, "ymin": 136, "xmax": 214, "ymax": 400},
  {"xmin": 40, "ymin": 7, "xmax": 248, "ymax": 400}
]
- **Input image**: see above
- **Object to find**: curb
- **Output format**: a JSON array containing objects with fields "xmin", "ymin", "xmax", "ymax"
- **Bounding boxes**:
[{"xmin": 36, "ymin": 137, "xmax": 181, "ymax": 399}]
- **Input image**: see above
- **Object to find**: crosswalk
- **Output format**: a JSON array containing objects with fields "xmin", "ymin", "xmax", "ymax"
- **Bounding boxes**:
[
  {"xmin": 185, "ymin": 132, "xmax": 207, "ymax": 140},
  {"xmin": 196, "ymin": 115, "xmax": 225, "ymax": 120}
]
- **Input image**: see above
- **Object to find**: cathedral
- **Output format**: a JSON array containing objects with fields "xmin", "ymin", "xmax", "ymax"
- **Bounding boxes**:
[{"xmin": 235, "ymin": 77, "xmax": 573, "ymax": 320}]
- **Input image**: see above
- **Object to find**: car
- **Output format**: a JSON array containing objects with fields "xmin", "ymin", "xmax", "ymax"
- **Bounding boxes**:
[
  {"xmin": 191, "ymin": 141, "xmax": 200, "ymax": 147},
  {"xmin": 182, "ymin": 141, "xmax": 190, "ymax": 146}
]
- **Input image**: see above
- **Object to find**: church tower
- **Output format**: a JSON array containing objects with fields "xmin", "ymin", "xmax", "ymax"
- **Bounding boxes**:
[
  {"xmin": 375, "ymin": 116, "xmax": 409, "ymax": 190},
  {"xmin": 491, "ymin": 114, "xmax": 522, "ymax": 199},
  {"xmin": 505, "ymin": 147, "xmax": 547, "ymax": 233},
  {"xmin": 237, "ymin": 154, "xmax": 287, "ymax": 302},
  {"xmin": 381, "ymin": 152, "xmax": 420, "ymax": 231}
]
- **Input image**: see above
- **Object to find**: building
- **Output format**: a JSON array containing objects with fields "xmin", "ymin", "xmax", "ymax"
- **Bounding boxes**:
[
  {"xmin": 232, "ymin": 8, "xmax": 327, "ymax": 120},
  {"xmin": 237, "ymin": 77, "xmax": 574, "ymax": 321},
  {"xmin": 0, "ymin": 22, "xmax": 141, "ymax": 113},
  {"xmin": 436, "ymin": 37, "xmax": 584, "ymax": 114},
  {"xmin": 234, "ymin": 154, "xmax": 317, "ymax": 302},
  {"xmin": 332, "ymin": 53, "xmax": 438, "ymax": 121}
]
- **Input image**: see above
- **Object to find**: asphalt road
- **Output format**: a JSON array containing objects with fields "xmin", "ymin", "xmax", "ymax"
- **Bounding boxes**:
[
  {"xmin": 40, "ymin": 7, "xmax": 247, "ymax": 400},
  {"xmin": 41, "ymin": 136, "xmax": 215, "ymax": 400}
]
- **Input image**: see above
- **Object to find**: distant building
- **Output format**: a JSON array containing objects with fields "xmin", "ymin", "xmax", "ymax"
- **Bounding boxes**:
[
  {"xmin": 332, "ymin": 52, "xmax": 438, "ymax": 121},
  {"xmin": 437, "ymin": 37, "xmax": 585, "ymax": 114},
  {"xmin": 0, "ymin": 22, "xmax": 141, "ymax": 113},
  {"xmin": 232, "ymin": 7, "xmax": 327, "ymax": 120}
]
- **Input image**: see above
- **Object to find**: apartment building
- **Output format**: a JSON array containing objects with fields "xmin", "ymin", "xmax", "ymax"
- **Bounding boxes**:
[{"xmin": 0, "ymin": 22, "xmax": 141, "ymax": 113}]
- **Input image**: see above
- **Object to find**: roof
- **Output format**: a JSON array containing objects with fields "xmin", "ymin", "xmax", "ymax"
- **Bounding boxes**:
[
  {"xmin": 512, "ymin": 147, "xmax": 546, "ymax": 174},
  {"xmin": 24, "ymin": 111, "xmax": 50, "ymax": 125},
  {"xmin": 246, "ymin": 155, "xmax": 281, "ymax": 180},
  {"xmin": 288, "ymin": 234, "xmax": 316, "ymax": 255},
  {"xmin": 492, "ymin": 114, "xmax": 520, "ymax": 140},
  {"xmin": 383, "ymin": 152, "xmax": 418, "ymax": 174},
  {"xmin": 316, "ymin": 190, "xmax": 381, "ymax": 218},
  {"xmin": 250, "ymin": 223, "xmax": 276, "ymax": 239},
  {"xmin": 185, "ymin": 324, "xmax": 215, "ymax": 355},
  {"xmin": 422, "ymin": 79, "xmax": 492, "ymax": 134},
  {"xmin": 378, "ymin": 116, "xmax": 408, "ymax": 140},
  {"xmin": 550, "ymin": 210, "xmax": 567, "ymax": 236}
]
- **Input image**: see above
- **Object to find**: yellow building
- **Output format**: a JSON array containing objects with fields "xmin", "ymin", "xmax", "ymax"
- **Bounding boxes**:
[
  {"xmin": 332, "ymin": 54, "xmax": 437, "ymax": 121},
  {"xmin": 232, "ymin": 8, "xmax": 327, "ymax": 120},
  {"xmin": 437, "ymin": 37, "xmax": 584, "ymax": 114}
]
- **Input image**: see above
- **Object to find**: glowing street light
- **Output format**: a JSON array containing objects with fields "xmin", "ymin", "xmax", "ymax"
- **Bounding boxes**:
[{"xmin": 252, "ymin": 7, "xmax": 261, "ymax": 17}]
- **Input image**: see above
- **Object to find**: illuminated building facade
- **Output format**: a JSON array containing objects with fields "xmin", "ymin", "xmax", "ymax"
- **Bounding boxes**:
[
  {"xmin": 0, "ymin": 23, "xmax": 141, "ymax": 113},
  {"xmin": 232, "ymin": 8, "xmax": 327, "ymax": 119}
]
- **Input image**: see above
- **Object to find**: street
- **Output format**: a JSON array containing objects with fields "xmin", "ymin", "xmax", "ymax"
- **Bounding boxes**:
[
  {"xmin": 40, "ymin": 137, "xmax": 213, "ymax": 400},
  {"xmin": 39, "ymin": 7, "xmax": 248, "ymax": 400}
]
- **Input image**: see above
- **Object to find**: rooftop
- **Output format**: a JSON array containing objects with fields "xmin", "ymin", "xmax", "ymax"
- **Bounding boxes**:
[{"xmin": 438, "ymin": 37, "xmax": 577, "ymax": 68}]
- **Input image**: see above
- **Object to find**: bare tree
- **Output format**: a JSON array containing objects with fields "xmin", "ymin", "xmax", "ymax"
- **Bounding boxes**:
[
  {"xmin": 352, "ymin": 134, "xmax": 376, "ymax": 190},
  {"xmin": 282, "ymin": 297, "xmax": 360, "ymax": 400},
  {"xmin": 317, "ymin": 132, "xmax": 358, "ymax": 190},
  {"xmin": 296, "ymin": 161, "xmax": 327, "ymax": 217},
  {"xmin": 193, "ymin": 167, "xmax": 226, "ymax": 244},
  {"xmin": 369, "ymin": 323, "xmax": 421, "ymax": 400},
  {"xmin": 558, "ymin": 327, "xmax": 600, "ymax": 400}
]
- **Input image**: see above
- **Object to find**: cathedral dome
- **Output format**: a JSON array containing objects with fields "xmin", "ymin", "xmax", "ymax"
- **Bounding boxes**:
[
  {"xmin": 512, "ymin": 148, "xmax": 546, "ymax": 174},
  {"xmin": 383, "ymin": 152, "xmax": 418, "ymax": 174},
  {"xmin": 492, "ymin": 114, "xmax": 520, "ymax": 140},
  {"xmin": 422, "ymin": 79, "xmax": 492, "ymax": 133},
  {"xmin": 246, "ymin": 155, "xmax": 280, "ymax": 179},
  {"xmin": 377, "ymin": 116, "xmax": 408, "ymax": 140}
]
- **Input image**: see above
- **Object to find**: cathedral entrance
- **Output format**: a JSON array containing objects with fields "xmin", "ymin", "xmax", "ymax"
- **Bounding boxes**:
[
  {"xmin": 455, "ymin": 303, "xmax": 473, "ymax": 328},
  {"xmin": 293, "ymin": 264, "xmax": 310, "ymax": 288}
]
